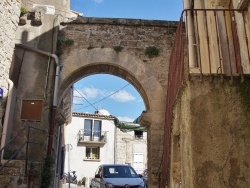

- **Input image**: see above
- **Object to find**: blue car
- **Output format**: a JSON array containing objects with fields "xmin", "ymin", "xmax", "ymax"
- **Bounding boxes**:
[{"xmin": 90, "ymin": 164, "xmax": 146, "ymax": 188}]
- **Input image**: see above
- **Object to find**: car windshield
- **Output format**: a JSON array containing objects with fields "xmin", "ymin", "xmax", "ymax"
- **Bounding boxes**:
[{"xmin": 103, "ymin": 165, "xmax": 139, "ymax": 178}]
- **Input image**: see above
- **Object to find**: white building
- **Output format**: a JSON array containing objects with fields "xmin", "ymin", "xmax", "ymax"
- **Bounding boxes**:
[
  {"xmin": 64, "ymin": 109, "xmax": 147, "ymax": 186},
  {"xmin": 64, "ymin": 109, "xmax": 116, "ymax": 186}
]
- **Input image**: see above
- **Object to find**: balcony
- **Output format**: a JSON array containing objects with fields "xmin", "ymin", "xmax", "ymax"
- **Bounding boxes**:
[{"xmin": 77, "ymin": 129, "xmax": 107, "ymax": 146}]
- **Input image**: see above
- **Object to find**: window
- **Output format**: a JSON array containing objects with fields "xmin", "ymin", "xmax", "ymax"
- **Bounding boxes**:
[
  {"xmin": 84, "ymin": 119, "xmax": 102, "ymax": 141},
  {"xmin": 134, "ymin": 130, "xmax": 143, "ymax": 139},
  {"xmin": 86, "ymin": 147, "xmax": 100, "ymax": 159}
]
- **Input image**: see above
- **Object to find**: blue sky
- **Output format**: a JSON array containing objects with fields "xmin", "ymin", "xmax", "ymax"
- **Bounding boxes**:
[
  {"xmin": 73, "ymin": 74, "xmax": 145, "ymax": 122},
  {"xmin": 70, "ymin": 0, "xmax": 183, "ymax": 21},
  {"xmin": 70, "ymin": 0, "xmax": 183, "ymax": 122}
]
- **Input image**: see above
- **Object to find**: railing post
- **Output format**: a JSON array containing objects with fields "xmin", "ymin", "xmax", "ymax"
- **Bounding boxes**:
[{"xmin": 25, "ymin": 126, "xmax": 30, "ymax": 175}]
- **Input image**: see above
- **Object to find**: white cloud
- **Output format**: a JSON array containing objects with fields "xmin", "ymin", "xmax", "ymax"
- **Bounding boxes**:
[
  {"xmin": 117, "ymin": 116, "xmax": 134, "ymax": 122},
  {"xmin": 109, "ymin": 90, "xmax": 135, "ymax": 103},
  {"xmin": 83, "ymin": 87, "xmax": 100, "ymax": 98},
  {"xmin": 74, "ymin": 86, "xmax": 99, "ymax": 99},
  {"xmin": 93, "ymin": 0, "xmax": 104, "ymax": 3}
]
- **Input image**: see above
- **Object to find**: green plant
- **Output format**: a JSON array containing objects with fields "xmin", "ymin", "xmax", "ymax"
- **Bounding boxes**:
[
  {"xmin": 64, "ymin": 39, "xmax": 74, "ymax": 46},
  {"xmin": 20, "ymin": 7, "xmax": 28, "ymax": 16},
  {"xmin": 87, "ymin": 45, "xmax": 94, "ymax": 50},
  {"xmin": 113, "ymin": 46, "xmax": 123, "ymax": 53},
  {"xmin": 145, "ymin": 46, "xmax": 160, "ymax": 58},
  {"xmin": 41, "ymin": 156, "xmax": 54, "ymax": 188}
]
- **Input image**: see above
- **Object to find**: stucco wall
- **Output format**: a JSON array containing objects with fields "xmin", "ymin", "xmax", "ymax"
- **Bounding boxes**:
[
  {"xmin": 64, "ymin": 115, "xmax": 116, "ymax": 186},
  {"xmin": 171, "ymin": 76, "xmax": 250, "ymax": 188},
  {"xmin": 11, "ymin": 0, "xmax": 71, "ymax": 160}
]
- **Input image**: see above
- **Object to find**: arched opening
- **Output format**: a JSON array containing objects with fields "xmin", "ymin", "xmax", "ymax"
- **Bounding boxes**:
[
  {"xmin": 63, "ymin": 74, "xmax": 147, "ymax": 186},
  {"xmin": 57, "ymin": 47, "xmax": 167, "ymax": 188}
]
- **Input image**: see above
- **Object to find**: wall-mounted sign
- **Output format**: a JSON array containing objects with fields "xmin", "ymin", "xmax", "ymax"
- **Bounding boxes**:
[{"xmin": 0, "ymin": 88, "xmax": 3, "ymax": 99}]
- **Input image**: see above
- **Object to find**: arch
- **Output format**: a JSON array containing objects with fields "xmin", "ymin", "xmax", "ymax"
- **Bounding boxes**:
[{"xmin": 58, "ymin": 48, "xmax": 166, "ymax": 115}]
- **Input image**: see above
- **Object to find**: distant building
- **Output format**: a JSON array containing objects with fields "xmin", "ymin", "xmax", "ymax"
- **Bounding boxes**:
[
  {"xmin": 115, "ymin": 121, "xmax": 147, "ymax": 174},
  {"xmin": 64, "ymin": 109, "xmax": 116, "ymax": 186},
  {"xmin": 64, "ymin": 109, "xmax": 147, "ymax": 186}
]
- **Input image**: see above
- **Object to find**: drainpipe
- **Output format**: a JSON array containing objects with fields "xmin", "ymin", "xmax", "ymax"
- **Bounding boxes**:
[
  {"xmin": 15, "ymin": 43, "xmax": 60, "ymax": 156},
  {"xmin": 184, "ymin": 0, "xmax": 196, "ymax": 68},
  {"xmin": 1, "ymin": 79, "xmax": 13, "ymax": 160}
]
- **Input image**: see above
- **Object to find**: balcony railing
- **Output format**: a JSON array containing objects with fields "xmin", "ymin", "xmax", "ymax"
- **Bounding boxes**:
[
  {"xmin": 77, "ymin": 129, "xmax": 107, "ymax": 145},
  {"xmin": 162, "ymin": 8, "xmax": 249, "ymax": 186}
]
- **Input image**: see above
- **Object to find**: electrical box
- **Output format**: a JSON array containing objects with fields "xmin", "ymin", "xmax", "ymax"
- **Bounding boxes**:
[{"xmin": 20, "ymin": 100, "xmax": 43, "ymax": 121}]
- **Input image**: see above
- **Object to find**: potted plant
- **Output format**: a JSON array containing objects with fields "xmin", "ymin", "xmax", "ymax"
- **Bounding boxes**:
[{"xmin": 19, "ymin": 7, "xmax": 28, "ymax": 25}]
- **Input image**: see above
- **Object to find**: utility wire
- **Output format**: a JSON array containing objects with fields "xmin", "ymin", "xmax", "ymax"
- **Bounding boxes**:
[
  {"xmin": 73, "ymin": 86, "xmax": 144, "ymax": 140},
  {"xmin": 73, "ymin": 83, "xmax": 130, "ymax": 110}
]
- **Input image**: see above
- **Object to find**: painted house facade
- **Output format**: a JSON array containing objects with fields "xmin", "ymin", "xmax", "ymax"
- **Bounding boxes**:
[
  {"xmin": 64, "ymin": 109, "xmax": 147, "ymax": 186},
  {"xmin": 64, "ymin": 109, "xmax": 116, "ymax": 186}
]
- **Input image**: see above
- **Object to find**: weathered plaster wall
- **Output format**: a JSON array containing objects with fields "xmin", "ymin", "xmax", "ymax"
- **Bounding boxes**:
[
  {"xmin": 12, "ymin": 0, "xmax": 70, "ymax": 160},
  {"xmin": 171, "ymin": 77, "xmax": 250, "ymax": 188}
]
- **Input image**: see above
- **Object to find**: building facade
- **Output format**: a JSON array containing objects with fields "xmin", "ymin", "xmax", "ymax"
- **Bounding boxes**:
[
  {"xmin": 115, "ymin": 127, "xmax": 147, "ymax": 174},
  {"xmin": 64, "ymin": 110, "xmax": 147, "ymax": 186},
  {"xmin": 64, "ymin": 110, "xmax": 116, "ymax": 186}
]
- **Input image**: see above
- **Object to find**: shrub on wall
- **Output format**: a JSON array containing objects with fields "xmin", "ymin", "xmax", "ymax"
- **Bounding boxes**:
[
  {"xmin": 145, "ymin": 46, "xmax": 160, "ymax": 58},
  {"xmin": 113, "ymin": 46, "xmax": 123, "ymax": 53},
  {"xmin": 20, "ymin": 7, "xmax": 28, "ymax": 16}
]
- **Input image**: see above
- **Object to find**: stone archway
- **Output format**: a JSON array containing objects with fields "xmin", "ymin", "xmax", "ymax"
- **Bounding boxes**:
[
  {"xmin": 56, "ymin": 17, "xmax": 178, "ymax": 187},
  {"xmin": 58, "ymin": 48, "xmax": 167, "ymax": 188}
]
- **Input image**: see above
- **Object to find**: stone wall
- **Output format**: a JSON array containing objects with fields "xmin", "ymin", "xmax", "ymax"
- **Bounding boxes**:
[
  {"xmin": 0, "ymin": 0, "xmax": 21, "ymax": 132},
  {"xmin": 59, "ymin": 18, "xmax": 178, "ymax": 188},
  {"xmin": 115, "ymin": 128, "xmax": 147, "ymax": 174},
  {"xmin": 60, "ymin": 17, "xmax": 178, "ymax": 91},
  {"xmin": 171, "ymin": 76, "xmax": 250, "ymax": 188}
]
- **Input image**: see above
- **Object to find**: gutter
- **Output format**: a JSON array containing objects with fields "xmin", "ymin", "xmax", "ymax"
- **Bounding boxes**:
[
  {"xmin": 0, "ymin": 79, "xmax": 13, "ymax": 160},
  {"xmin": 15, "ymin": 43, "xmax": 60, "ymax": 155},
  {"xmin": 184, "ymin": 0, "xmax": 196, "ymax": 68}
]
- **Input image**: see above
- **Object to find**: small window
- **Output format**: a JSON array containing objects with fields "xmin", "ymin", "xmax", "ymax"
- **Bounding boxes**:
[
  {"xmin": 86, "ymin": 147, "xmax": 100, "ymax": 160},
  {"xmin": 134, "ymin": 130, "xmax": 143, "ymax": 139}
]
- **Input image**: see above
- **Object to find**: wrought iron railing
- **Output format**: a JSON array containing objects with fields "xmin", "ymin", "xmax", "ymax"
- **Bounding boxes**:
[
  {"xmin": 162, "ymin": 8, "xmax": 249, "ymax": 186},
  {"xmin": 77, "ymin": 129, "xmax": 107, "ymax": 143},
  {"xmin": 0, "ymin": 126, "xmax": 46, "ymax": 174}
]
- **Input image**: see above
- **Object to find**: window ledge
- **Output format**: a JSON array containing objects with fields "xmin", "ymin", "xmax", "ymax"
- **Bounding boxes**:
[{"xmin": 83, "ymin": 158, "xmax": 100, "ymax": 162}]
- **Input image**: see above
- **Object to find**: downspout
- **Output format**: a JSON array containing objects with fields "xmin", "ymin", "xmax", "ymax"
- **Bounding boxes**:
[
  {"xmin": 1, "ymin": 79, "xmax": 13, "ymax": 160},
  {"xmin": 184, "ymin": 0, "xmax": 196, "ymax": 68},
  {"xmin": 15, "ymin": 43, "xmax": 60, "ymax": 156}
]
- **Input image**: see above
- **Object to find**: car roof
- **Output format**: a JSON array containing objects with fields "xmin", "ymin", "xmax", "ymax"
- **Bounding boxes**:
[{"xmin": 101, "ymin": 164, "xmax": 129, "ymax": 167}]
